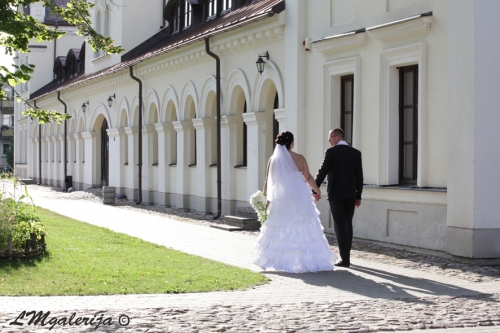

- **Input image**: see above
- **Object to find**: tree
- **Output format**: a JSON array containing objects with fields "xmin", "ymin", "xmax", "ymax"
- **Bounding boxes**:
[{"xmin": 0, "ymin": 0, "xmax": 123, "ymax": 124}]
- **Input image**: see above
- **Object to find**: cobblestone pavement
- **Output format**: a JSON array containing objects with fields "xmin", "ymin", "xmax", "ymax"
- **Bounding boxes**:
[
  {"xmin": 1, "ymin": 294, "xmax": 499, "ymax": 333},
  {"xmin": 1, "ymin": 183, "xmax": 499, "ymax": 333}
]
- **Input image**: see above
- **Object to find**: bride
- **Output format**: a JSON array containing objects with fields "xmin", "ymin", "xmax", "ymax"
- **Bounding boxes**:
[{"xmin": 252, "ymin": 131, "xmax": 338, "ymax": 273}]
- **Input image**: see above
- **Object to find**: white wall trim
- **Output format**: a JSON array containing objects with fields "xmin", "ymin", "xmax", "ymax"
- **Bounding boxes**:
[
  {"xmin": 378, "ymin": 42, "xmax": 427, "ymax": 186},
  {"xmin": 323, "ymin": 56, "xmax": 361, "ymax": 151}
]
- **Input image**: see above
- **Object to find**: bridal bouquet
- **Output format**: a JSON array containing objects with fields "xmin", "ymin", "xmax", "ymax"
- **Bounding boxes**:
[{"xmin": 249, "ymin": 190, "xmax": 268, "ymax": 224}]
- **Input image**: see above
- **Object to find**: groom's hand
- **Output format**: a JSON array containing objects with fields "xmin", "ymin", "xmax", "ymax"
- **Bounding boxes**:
[
  {"xmin": 312, "ymin": 193, "xmax": 321, "ymax": 201},
  {"xmin": 355, "ymin": 199, "xmax": 361, "ymax": 209}
]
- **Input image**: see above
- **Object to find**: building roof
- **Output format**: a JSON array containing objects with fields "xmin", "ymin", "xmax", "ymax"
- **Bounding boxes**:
[{"xmin": 29, "ymin": 0, "xmax": 285, "ymax": 102}]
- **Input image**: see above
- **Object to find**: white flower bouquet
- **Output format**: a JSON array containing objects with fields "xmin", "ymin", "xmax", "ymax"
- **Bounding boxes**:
[{"xmin": 249, "ymin": 190, "xmax": 268, "ymax": 225}]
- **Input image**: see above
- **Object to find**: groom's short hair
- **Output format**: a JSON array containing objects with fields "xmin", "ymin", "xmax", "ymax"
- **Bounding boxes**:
[{"xmin": 332, "ymin": 128, "xmax": 345, "ymax": 139}]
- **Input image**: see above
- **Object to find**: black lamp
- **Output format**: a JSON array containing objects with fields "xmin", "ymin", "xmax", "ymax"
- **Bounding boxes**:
[
  {"xmin": 256, "ymin": 51, "xmax": 269, "ymax": 75},
  {"xmin": 107, "ymin": 94, "xmax": 115, "ymax": 107},
  {"xmin": 81, "ymin": 100, "xmax": 89, "ymax": 112}
]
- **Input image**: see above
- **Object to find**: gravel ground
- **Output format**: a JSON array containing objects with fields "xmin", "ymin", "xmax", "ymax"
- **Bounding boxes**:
[{"xmin": 12, "ymin": 184, "xmax": 500, "ymax": 283}]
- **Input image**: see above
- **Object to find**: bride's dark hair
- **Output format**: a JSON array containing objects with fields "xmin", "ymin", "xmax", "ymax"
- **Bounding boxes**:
[{"xmin": 275, "ymin": 131, "xmax": 294, "ymax": 150}]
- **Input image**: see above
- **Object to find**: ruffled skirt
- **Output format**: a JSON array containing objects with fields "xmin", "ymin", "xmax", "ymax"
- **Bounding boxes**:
[{"xmin": 252, "ymin": 187, "xmax": 338, "ymax": 273}]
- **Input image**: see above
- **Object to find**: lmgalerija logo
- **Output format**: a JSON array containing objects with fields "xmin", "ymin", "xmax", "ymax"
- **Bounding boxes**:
[{"xmin": 9, "ymin": 311, "xmax": 130, "ymax": 330}]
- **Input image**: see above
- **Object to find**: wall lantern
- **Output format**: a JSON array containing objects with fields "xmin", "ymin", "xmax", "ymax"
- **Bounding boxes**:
[
  {"xmin": 29, "ymin": 116, "xmax": 33, "ymax": 124},
  {"xmin": 81, "ymin": 100, "xmax": 89, "ymax": 112},
  {"xmin": 256, "ymin": 51, "xmax": 269, "ymax": 75},
  {"xmin": 107, "ymin": 93, "xmax": 116, "ymax": 107}
]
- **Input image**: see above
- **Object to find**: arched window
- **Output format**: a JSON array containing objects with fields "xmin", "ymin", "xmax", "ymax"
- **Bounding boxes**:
[
  {"xmin": 78, "ymin": 42, "xmax": 85, "ymax": 74},
  {"xmin": 53, "ymin": 57, "xmax": 66, "ymax": 83}
]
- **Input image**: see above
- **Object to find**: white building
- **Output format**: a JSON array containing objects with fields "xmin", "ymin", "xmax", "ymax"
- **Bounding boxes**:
[{"xmin": 14, "ymin": 0, "xmax": 500, "ymax": 261}]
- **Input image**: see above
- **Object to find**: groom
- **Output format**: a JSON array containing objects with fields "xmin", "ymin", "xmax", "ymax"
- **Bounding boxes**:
[{"xmin": 314, "ymin": 128, "xmax": 363, "ymax": 267}]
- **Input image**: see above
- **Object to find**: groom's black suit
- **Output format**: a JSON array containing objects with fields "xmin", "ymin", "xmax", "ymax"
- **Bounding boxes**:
[{"xmin": 315, "ymin": 144, "xmax": 363, "ymax": 265}]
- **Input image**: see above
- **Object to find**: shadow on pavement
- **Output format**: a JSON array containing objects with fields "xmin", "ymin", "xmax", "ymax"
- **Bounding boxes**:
[{"xmin": 264, "ymin": 263, "xmax": 499, "ymax": 304}]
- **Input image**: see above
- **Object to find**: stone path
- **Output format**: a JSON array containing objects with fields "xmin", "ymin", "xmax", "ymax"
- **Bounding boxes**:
[{"xmin": 0, "ymin": 183, "xmax": 499, "ymax": 332}]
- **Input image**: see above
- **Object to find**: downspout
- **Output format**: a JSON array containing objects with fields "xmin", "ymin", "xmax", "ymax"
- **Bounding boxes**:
[
  {"xmin": 204, "ymin": 37, "xmax": 221, "ymax": 220},
  {"xmin": 129, "ymin": 66, "xmax": 143, "ymax": 204},
  {"xmin": 57, "ymin": 92, "xmax": 67, "ymax": 188},
  {"xmin": 34, "ymin": 100, "xmax": 42, "ymax": 185},
  {"xmin": 54, "ymin": 21, "xmax": 58, "ymax": 62}
]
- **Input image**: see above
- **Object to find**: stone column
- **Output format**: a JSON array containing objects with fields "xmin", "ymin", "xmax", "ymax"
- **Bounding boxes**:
[
  {"xmin": 193, "ymin": 117, "xmax": 214, "ymax": 212},
  {"xmin": 142, "ymin": 125, "xmax": 157, "ymax": 204},
  {"xmin": 48, "ymin": 137, "xmax": 55, "ymax": 185},
  {"xmin": 72, "ymin": 133, "xmax": 82, "ymax": 190},
  {"xmin": 220, "ymin": 115, "xmax": 237, "ymax": 214},
  {"xmin": 155, "ymin": 122, "xmax": 174, "ymax": 206},
  {"xmin": 81, "ymin": 131, "xmax": 98, "ymax": 188},
  {"xmin": 243, "ymin": 112, "xmax": 267, "ymax": 200},
  {"xmin": 124, "ymin": 127, "xmax": 139, "ymax": 201},
  {"xmin": 447, "ymin": 0, "xmax": 500, "ymax": 259},
  {"xmin": 172, "ymin": 120, "xmax": 191, "ymax": 209},
  {"xmin": 57, "ymin": 135, "xmax": 64, "ymax": 187},
  {"xmin": 28, "ymin": 138, "xmax": 35, "ymax": 179},
  {"xmin": 106, "ymin": 128, "xmax": 124, "ymax": 189}
]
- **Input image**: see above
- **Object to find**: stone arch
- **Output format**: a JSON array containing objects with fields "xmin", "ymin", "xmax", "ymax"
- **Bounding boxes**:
[
  {"xmin": 89, "ymin": 103, "xmax": 112, "ymax": 131},
  {"xmin": 118, "ymin": 108, "xmax": 129, "ymax": 128},
  {"xmin": 116, "ymin": 97, "xmax": 130, "ymax": 127},
  {"xmin": 225, "ymin": 69, "xmax": 251, "ymax": 115},
  {"xmin": 160, "ymin": 85, "xmax": 179, "ymax": 122},
  {"xmin": 77, "ymin": 114, "xmax": 85, "ymax": 133},
  {"xmin": 145, "ymin": 90, "xmax": 160, "ymax": 125},
  {"xmin": 199, "ymin": 75, "xmax": 219, "ymax": 118},
  {"xmin": 130, "ymin": 94, "xmax": 140, "ymax": 127},
  {"xmin": 180, "ymin": 80, "xmax": 198, "ymax": 120},
  {"xmin": 251, "ymin": 59, "xmax": 284, "ymax": 111},
  {"xmin": 69, "ymin": 115, "xmax": 76, "ymax": 134}
]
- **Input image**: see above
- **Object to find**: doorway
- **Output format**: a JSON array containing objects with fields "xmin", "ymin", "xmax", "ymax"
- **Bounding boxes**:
[{"xmin": 101, "ymin": 119, "xmax": 109, "ymax": 186}]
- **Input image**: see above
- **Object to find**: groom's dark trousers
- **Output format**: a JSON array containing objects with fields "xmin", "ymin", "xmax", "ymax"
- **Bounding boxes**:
[{"xmin": 315, "ymin": 144, "xmax": 363, "ymax": 265}]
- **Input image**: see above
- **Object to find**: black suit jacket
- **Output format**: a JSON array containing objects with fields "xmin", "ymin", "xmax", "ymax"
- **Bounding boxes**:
[{"xmin": 315, "ymin": 144, "xmax": 363, "ymax": 200}]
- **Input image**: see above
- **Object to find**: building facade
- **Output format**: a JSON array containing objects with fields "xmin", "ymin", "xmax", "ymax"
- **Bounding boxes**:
[{"xmin": 14, "ymin": 0, "xmax": 500, "ymax": 260}]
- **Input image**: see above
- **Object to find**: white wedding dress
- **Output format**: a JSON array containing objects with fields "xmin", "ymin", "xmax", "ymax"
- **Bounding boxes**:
[{"xmin": 252, "ymin": 145, "xmax": 338, "ymax": 273}]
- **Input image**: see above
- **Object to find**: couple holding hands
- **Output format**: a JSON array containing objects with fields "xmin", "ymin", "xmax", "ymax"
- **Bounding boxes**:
[{"xmin": 252, "ymin": 128, "xmax": 363, "ymax": 273}]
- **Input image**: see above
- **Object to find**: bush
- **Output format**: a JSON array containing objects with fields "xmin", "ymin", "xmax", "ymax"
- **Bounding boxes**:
[{"xmin": 0, "ymin": 178, "xmax": 46, "ymax": 251}]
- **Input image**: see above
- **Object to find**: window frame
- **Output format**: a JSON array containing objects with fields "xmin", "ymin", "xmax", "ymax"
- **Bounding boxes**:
[
  {"xmin": 398, "ymin": 65, "xmax": 419, "ymax": 185},
  {"xmin": 340, "ymin": 74, "xmax": 354, "ymax": 146}
]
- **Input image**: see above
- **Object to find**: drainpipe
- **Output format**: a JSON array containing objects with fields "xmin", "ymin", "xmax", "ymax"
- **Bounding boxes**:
[
  {"xmin": 204, "ymin": 37, "xmax": 222, "ymax": 220},
  {"xmin": 57, "ymin": 92, "xmax": 67, "ymax": 189},
  {"xmin": 34, "ymin": 100, "xmax": 42, "ymax": 185},
  {"xmin": 129, "ymin": 66, "xmax": 142, "ymax": 204}
]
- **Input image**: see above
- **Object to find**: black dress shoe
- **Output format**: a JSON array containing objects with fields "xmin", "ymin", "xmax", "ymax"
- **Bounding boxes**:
[{"xmin": 336, "ymin": 260, "xmax": 350, "ymax": 267}]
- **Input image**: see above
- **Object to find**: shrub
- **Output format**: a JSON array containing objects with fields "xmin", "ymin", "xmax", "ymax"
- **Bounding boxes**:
[{"xmin": 0, "ymin": 178, "xmax": 46, "ymax": 251}]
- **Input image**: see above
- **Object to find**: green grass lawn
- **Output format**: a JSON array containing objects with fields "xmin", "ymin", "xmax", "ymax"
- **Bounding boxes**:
[{"xmin": 0, "ymin": 207, "xmax": 268, "ymax": 296}]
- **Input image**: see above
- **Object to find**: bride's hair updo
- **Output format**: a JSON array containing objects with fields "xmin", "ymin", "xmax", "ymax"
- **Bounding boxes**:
[{"xmin": 275, "ymin": 131, "xmax": 294, "ymax": 150}]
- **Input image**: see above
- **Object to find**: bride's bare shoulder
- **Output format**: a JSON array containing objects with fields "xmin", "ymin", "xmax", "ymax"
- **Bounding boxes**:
[{"xmin": 290, "ymin": 151, "xmax": 305, "ymax": 160}]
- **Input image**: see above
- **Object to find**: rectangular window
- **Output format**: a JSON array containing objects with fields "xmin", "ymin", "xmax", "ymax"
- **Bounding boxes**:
[
  {"xmin": 340, "ymin": 75, "xmax": 354, "ymax": 146},
  {"xmin": 399, "ymin": 65, "xmax": 418, "ymax": 184},
  {"xmin": 172, "ymin": 3, "xmax": 181, "ymax": 33},
  {"xmin": 184, "ymin": 3, "xmax": 192, "ymax": 27},
  {"xmin": 2, "ymin": 144, "xmax": 9, "ymax": 157},
  {"xmin": 208, "ymin": 0, "xmax": 217, "ymax": 17},
  {"xmin": 222, "ymin": 0, "xmax": 232, "ymax": 11}
]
